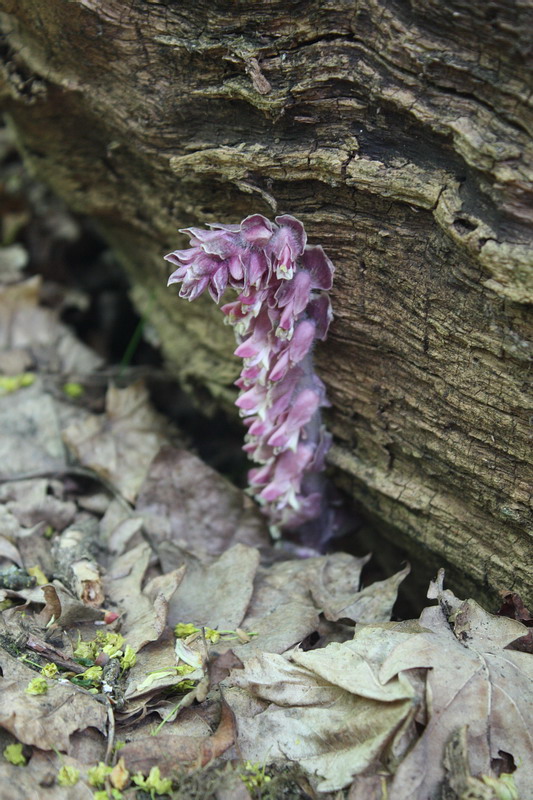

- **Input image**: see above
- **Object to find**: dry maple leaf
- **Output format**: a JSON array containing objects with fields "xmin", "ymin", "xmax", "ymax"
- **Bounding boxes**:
[
  {"xmin": 225, "ymin": 573, "xmax": 533, "ymax": 798},
  {"xmin": 375, "ymin": 574, "xmax": 533, "ymax": 799}
]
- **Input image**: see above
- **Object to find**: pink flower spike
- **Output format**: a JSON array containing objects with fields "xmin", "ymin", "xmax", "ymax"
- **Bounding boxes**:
[
  {"xmin": 248, "ymin": 462, "xmax": 273, "ymax": 486},
  {"xmin": 247, "ymin": 417, "xmax": 271, "ymax": 437},
  {"xmin": 209, "ymin": 264, "xmax": 229, "ymax": 302},
  {"xmin": 246, "ymin": 250, "xmax": 269, "ymax": 287},
  {"xmin": 164, "ymin": 248, "xmax": 200, "ymax": 265},
  {"xmin": 165, "ymin": 213, "xmax": 334, "ymax": 539},
  {"xmin": 208, "ymin": 222, "xmax": 241, "ymax": 232},
  {"xmin": 234, "ymin": 312, "xmax": 271, "ymax": 359},
  {"xmin": 179, "ymin": 275, "xmax": 209, "ymax": 300},
  {"xmin": 228, "ymin": 254, "xmax": 244, "ymax": 282},
  {"xmin": 268, "ymin": 349, "xmax": 290, "ymax": 382}
]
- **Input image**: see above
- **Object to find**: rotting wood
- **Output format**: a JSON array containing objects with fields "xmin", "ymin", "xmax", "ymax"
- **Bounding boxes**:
[{"xmin": 0, "ymin": 0, "xmax": 531, "ymax": 602}]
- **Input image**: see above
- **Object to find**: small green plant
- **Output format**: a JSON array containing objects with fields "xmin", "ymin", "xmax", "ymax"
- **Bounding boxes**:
[
  {"xmin": 87, "ymin": 761, "xmax": 113, "ymax": 787},
  {"xmin": 174, "ymin": 622, "xmax": 257, "ymax": 643},
  {"xmin": 132, "ymin": 765, "xmax": 173, "ymax": 797},
  {"xmin": 3, "ymin": 743, "xmax": 27, "ymax": 766},
  {"xmin": 239, "ymin": 761, "xmax": 272, "ymax": 792},
  {"xmin": 481, "ymin": 772, "xmax": 519, "ymax": 800},
  {"xmin": 62, "ymin": 381, "xmax": 84, "ymax": 398},
  {"xmin": 0, "ymin": 373, "xmax": 35, "ymax": 394},
  {"xmin": 57, "ymin": 764, "xmax": 79, "ymax": 786},
  {"xmin": 40, "ymin": 662, "xmax": 58, "ymax": 679},
  {"xmin": 25, "ymin": 676, "xmax": 48, "ymax": 695}
]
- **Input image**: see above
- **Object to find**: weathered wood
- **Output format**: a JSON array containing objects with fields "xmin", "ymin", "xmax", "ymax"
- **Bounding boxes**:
[{"xmin": 0, "ymin": 0, "xmax": 531, "ymax": 601}]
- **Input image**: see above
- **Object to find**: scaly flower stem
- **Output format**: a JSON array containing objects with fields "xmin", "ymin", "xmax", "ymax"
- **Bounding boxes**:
[{"xmin": 165, "ymin": 214, "xmax": 335, "ymax": 540}]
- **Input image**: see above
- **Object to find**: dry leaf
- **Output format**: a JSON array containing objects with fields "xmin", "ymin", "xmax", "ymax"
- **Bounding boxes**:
[
  {"xmin": 167, "ymin": 543, "xmax": 260, "ymax": 630},
  {"xmin": 0, "ymin": 751, "xmax": 94, "ymax": 800},
  {"xmin": 0, "ymin": 535, "xmax": 22, "ymax": 567},
  {"xmin": 234, "ymin": 552, "xmax": 391, "ymax": 660},
  {"xmin": 383, "ymin": 585, "xmax": 533, "ymax": 799},
  {"xmin": 0, "ymin": 385, "xmax": 67, "ymax": 477},
  {"xmin": 123, "ymin": 630, "xmax": 182, "ymax": 703},
  {"xmin": 104, "ymin": 541, "xmax": 185, "ymax": 651},
  {"xmin": 0, "ymin": 651, "xmax": 107, "ymax": 751},
  {"xmin": 136, "ymin": 445, "xmax": 270, "ymax": 558},
  {"xmin": 63, "ymin": 382, "xmax": 169, "ymax": 502},
  {"xmin": 227, "ymin": 643, "xmax": 418, "ymax": 792},
  {"xmin": 37, "ymin": 582, "xmax": 104, "ymax": 627},
  {"xmin": 310, "ymin": 557, "xmax": 409, "ymax": 623},
  {"xmin": 121, "ymin": 699, "xmax": 237, "ymax": 775},
  {"xmin": 2, "ymin": 478, "xmax": 76, "ymax": 532},
  {"xmin": 0, "ymin": 276, "xmax": 102, "ymax": 375}
]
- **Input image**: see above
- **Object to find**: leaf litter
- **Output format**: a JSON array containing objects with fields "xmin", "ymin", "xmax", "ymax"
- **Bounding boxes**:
[{"xmin": 0, "ymin": 277, "xmax": 530, "ymax": 800}]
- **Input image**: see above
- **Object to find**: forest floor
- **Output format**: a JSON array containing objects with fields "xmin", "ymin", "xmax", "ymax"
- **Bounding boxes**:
[{"xmin": 0, "ymin": 124, "xmax": 531, "ymax": 800}]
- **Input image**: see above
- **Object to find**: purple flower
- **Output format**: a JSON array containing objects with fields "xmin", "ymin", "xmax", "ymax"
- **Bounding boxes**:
[{"xmin": 165, "ymin": 214, "xmax": 335, "ymax": 538}]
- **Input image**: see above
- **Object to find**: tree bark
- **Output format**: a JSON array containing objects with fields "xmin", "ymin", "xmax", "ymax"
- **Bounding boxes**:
[{"xmin": 0, "ymin": 0, "xmax": 531, "ymax": 602}]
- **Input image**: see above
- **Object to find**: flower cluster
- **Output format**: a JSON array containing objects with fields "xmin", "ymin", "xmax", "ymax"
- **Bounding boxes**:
[{"xmin": 165, "ymin": 214, "xmax": 334, "ymax": 535}]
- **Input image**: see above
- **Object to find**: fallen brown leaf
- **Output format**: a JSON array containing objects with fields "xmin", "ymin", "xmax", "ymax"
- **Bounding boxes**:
[
  {"xmin": 104, "ymin": 541, "xmax": 185, "ymax": 652},
  {"xmin": 382, "ymin": 575, "xmax": 533, "ymax": 799},
  {"xmin": 0, "ymin": 385, "xmax": 67, "ymax": 478},
  {"xmin": 311, "ymin": 560, "xmax": 410, "ymax": 623},
  {"xmin": 0, "ymin": 750, "xmax": 94, "ymax": 800},
  {"xmin": 167, "ymin": 543, "xmax": 260, "ymax": 630},
  {"xmin": 63, "ymin": 382, "xmax": 169, "ymax": 503},
  {"xmin": 0, "ymin": 651, "xmax": 107, "ymax": 751},
  {"xmin": 37, "ymin": 582, "xmax": 104, "ymax": 628},
  {"xmin": 121, "ymin": 698, "xmax": 237, "ymax": 775},
  {"xmin": 136, "ymin": 445, "xmax": 270, "ymax": 558},
  {"xmin": 0, "ymin": 276, "xmax": 102, "ymax": 376},
  {"xmin": 0, "ymin": 478, "xmax": 76, "ymax": 532}
]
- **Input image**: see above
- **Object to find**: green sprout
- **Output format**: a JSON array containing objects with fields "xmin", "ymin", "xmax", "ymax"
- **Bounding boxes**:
[
  {"xmin": 174, "ymin": 623, "xmax": 200, "ymax": 638},
  {"xmin": 0, "ymin": 373, "xmax": 35, "ymax": 395},
  {"xmin": 62, "ymin": 382, "xmax": 84, "ymax": 398},
  {"xmin": 175, "ymin": 664, "xmax": 195, "ymax": 676},
  {"xmin": 174, "ymin": 622, "xmax": 257, "ymax": 644},
  {"xmin": 120, "ymin": 644, "xmax": 136, "ymax": 670},
  {"xmin": 41, "ymin": 662, "xmax": 59, "ymax": 679},
  {"xmin": 25, "ymin": 676, "xmax": 48, "ymax": 695},
  {"xmin": 57, "ymin": 764, "xmax": 79, "ymax": 786},
  {"xmin": 79, "ymin": 665, "xmax": 103, "ymax": 682},
  {"xmin": 73, "ymin": 636, "xmax": 98, "ymax": 661},
  {"xmin": 87, "ymin": 761, "xmax": 113, "ymax": 787},
  {"xmin": 240, "ymin": 761, "xmax": 272, "ymax": 791},
  {"xmin": 3, "ymin": 743, "xmax": 26, "ymax": 766},
  {"xmin": 132, "ymin": 765, "xmax": 172, "ymax": 797},
  {"xmin": 481, "ymin": 773, "xmax": 519, "ymax": 800},
  {"xmin": 27, "ymin": 565, "xmax": 48, "ymax": 585},
  {"xmin": 174, "ymin": 679, "xmax": 196, "ymax": 692},
  {"xmin": 100, "ymin": 632, "xmax": 125, "ymax": 657}
]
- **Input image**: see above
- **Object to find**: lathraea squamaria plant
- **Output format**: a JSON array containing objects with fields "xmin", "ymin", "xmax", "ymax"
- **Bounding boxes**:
[{"xmin": 165, "ymin": 213, "xmax": 336, "ymax": 543}]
